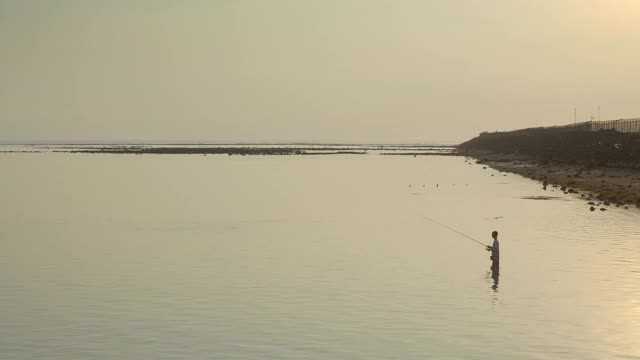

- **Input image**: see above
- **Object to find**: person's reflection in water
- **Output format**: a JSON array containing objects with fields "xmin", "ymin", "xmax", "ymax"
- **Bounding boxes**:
[{"xmin": 490, "ymin": 265, "xmax": 500, "ymax": 292}]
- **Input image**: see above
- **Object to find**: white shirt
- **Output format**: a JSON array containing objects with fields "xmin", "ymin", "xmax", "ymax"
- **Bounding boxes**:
[{"xmin": 492, "ymin": 238, "xmax": 500, "ymax": 260}]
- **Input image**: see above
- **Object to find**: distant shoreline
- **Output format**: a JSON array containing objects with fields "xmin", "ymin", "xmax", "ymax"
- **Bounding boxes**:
[
  {"xmin": 0, "ymin": 144, "xmax": 456, "ymax": 156},
  {"xmin": 0, "ymin": 142, "xmax": 458, "ymax": 147}
]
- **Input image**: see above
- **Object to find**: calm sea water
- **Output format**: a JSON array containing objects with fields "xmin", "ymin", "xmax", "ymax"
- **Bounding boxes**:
[{"xmin": 1, "ymin": 149, "xmax": 639, "ymax": 359}]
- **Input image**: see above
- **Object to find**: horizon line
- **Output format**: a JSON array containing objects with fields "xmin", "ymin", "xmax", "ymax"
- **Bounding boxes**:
[{"xmin": 0, "ymin": 140, "xmax": 460, "ymax": 146}]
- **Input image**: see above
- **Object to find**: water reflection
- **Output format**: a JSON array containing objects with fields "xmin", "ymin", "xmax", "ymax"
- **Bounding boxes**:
[
  {"xmin": 491, "ymin": 266, "xmax": 500, "ymax": 292},
  {"xmin": 486, "ymin": 266, "xmax": 500, "ymax": 292}
]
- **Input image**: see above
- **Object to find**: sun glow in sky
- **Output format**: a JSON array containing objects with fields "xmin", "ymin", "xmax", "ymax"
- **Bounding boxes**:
[{"xmin": 1, "ymin": 0, "xmax": 639, "ymax": 143}]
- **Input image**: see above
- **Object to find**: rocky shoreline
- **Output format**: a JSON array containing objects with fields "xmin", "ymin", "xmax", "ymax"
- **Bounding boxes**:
[
  {"xmin": 456, "ymin": 125, "xmax": 640, "ymax": 210},
  {"xmin": 477, "ymin": 153, "xmax": 640, "ymax": 209}
]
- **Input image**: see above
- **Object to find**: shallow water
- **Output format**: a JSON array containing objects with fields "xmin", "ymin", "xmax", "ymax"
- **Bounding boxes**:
[{"xmin": 1, "ymin": 151, "xmax": 639, "ymax": 359}]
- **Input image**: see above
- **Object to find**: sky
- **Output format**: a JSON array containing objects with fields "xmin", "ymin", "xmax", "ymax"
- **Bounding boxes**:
[{"xmin": 1, "ymin": 0, "xmax": 640, "ymax": 144}]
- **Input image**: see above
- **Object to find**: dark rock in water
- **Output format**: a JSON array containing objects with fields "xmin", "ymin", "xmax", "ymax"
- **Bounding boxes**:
[
  {"xmin": 625, "ymin": 206, "xmax": 629, "ymax": 209},
  {"xmin": 568, "ymin": 188, "xmax": 577, "ymax": 194},
  {"xmin": 603, "ymin": 201, "xmax": 611, "ymax": 206},
  {"xmin": 588, "ymin": 202, "xmax": 595, "ymax": 205},
  {"xmin": 560, "ymin": 185, "xmax": 567, "ymax": 191},
  {"xmin": 580, "ymin": 194, "xmax": 585, "ymax": 197},
  {"xmin": 600, "ymin": 208, "xmax": 607, "ymax": 211},
  {"xmin": 491, "ymin": 174, "xmax": 494, "ymax": 176},
  {"xmin": 521, "ymin": 196, "xmax": 561, "ymax": 200},
  {"xmin": 590, "ymin": 206, "xmax": 596, "ymax": 211},
  {"xmin": 483, "ymin": 166, "xmax": 487, "ymax": 169}
]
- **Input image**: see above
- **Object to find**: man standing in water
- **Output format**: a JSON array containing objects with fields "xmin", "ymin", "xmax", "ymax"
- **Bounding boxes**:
[{"xmin": 486, "ymin": 231, "xmax": 500, "ymax": 268}]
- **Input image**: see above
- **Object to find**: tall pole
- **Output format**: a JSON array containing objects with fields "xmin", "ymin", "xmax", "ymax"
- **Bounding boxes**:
[{"xmin": 598, "ymin": 105, "xmax": 600, "ymax": 122}]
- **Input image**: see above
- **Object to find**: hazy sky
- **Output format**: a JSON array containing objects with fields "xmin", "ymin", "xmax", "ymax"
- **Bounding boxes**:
[{"xmin": 1, "ymin": 1, "xmax": 639, "ymax": 144}]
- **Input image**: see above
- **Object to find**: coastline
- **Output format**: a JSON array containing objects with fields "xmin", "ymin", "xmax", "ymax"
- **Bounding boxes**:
[
  {"xmin": 0, "ymin": 144, "xmax": 455, "ymax": 156},
  {"xmin": 461, "ymin": 151, "xmax": 640, "ymax": 210},
  {"xmin": 7, "ymin": 141, "xmax": 640, "ymax": 209},
  {"xmin": 456, "ymin": 124, "xmax": 640, "ymax": 210}
]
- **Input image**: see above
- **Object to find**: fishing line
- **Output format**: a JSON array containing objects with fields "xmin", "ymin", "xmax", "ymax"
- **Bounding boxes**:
[{"xmin": 422, "ymin": 216, "xmax": 489, "ymax": 248}]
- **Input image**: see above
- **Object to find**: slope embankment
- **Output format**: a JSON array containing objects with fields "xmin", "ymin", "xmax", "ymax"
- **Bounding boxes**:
[{"xmin": 457, "ymin": 128, "xmax": 640, "ymax": 209}]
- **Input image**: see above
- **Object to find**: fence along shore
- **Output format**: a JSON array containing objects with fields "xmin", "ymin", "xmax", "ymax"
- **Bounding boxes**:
[{"xmin": 482, "ymin": 118, "xmax": 640, "ymax": 135}]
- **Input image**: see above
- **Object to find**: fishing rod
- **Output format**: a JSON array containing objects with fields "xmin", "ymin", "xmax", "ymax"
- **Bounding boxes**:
[{"xmin": 422, "ymin": 216, "xmax": 489, "ymax": 248}]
